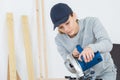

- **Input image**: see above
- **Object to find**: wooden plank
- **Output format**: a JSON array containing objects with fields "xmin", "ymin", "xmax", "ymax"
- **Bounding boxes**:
[
  {"xmin": 41, "ymin": 0, "xmax": 48, "ymax": 79},
  {"xmin": 35, "ymin": 0, "xmax": 43, "ymax": 79},
  {"xmin": 8, "ymin": 62, "xmax": 21, "ymax": 80},
  {"xmin": 7, "ymin": 13, "xmax": 17, "ymax": 80},
  {"xmin": 21, "ymin": 16, "xmax": 35, "ymax": 80},
  {"xmin": 17, "ymin": 71, "xmax": 21, "ymax": 80},
  {"xmin": 8, "ymin": 59, "xmax": 10, "ymax": 80}
]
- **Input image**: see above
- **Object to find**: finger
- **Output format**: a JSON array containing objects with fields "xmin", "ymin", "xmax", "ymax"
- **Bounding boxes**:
[
  {"xmin": 91, "ymin": 52, "xmax": 94, "ymax": 58},
  {"xmin": 88, "ymin": 52, "xmax": 93, "ymax": 61},
  {"xmin": 87, "ymin": 52, "xmax": 95, "ymax": 62},
  {"xmin": 72, "ymin": 52, "xmax": 79, "ymax": 58},
  {"xmin": 89, "ymin": 53, "xmax": 93, "ymax": 61},
  {"xmin": 89, "ymin": 52, "xmax": 94, "ymax": 61},
  {"xmin": 75, "ymin": 53, "xmax": 79, "ymax": 57},
  {"xmin": 82, "ymin": 53, "xmax": 87, "ymax": 63},
  {"xmin": 78, "ymin": 54, "xmax": 82, "ymax": 61},
  {"xmin": 84, "ymin": 48, "xmax": 94, "ymax": 62},
  {"xmin": 82, "ymin": 50, "xmax": 89, "ymax": 62},
  {"xmin": 86, "ymin": 53, "xmax": 91, "ymax": 62},
  {"xmin": 72, "ymin": 50, "xmax": 79, "ymax": 57}
]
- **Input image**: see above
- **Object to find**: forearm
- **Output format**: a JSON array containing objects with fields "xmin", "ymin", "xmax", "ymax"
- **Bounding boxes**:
[
  {"xmin": 88, "ymin": 17, "xmax": 113, "ymax": 53},
  {"xmin": 88, "ymin": 39, "xmax": 113, "ymax": 53}
]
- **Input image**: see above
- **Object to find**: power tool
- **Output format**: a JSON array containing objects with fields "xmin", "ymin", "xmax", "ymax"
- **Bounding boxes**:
[{"xmin": 64, "ymin": 45, "xmax": 103, "ymax": 80}]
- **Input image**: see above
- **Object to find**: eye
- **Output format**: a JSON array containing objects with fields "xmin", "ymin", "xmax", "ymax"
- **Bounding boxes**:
[
  {"xmin": 59, "ymin": 26, "xmax": 63, "ymax": 29},
  {"xmin": 66, "ymin": 21, "xmax": 70, "ymax": 25}
]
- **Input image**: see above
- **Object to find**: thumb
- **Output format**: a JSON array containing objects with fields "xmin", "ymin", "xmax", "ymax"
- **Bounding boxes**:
[{"xmin": 78, "ymin": 54, "xmax": 82, "ymax": 61}]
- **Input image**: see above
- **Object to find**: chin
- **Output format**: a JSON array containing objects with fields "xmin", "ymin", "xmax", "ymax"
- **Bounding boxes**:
[
  {"xmin": 69, "ymin": 33, "xmax": 74, "ymax": 37},
  {"xmin": 71, "ymin": 32, "xmax": 75, "ymax": 36}
]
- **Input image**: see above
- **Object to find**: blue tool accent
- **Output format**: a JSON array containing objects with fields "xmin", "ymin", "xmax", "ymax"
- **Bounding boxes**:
[{"xmin": 76, "ymin": 45, "xmax": 103, "ymax": 71}]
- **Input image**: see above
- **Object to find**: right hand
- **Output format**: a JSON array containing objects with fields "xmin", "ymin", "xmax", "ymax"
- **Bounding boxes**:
[
  {"xmin": 72, "ymin": 48, "xmax": 79, "ymax": 58},
  {"xmin": 78, "ymin": 47, "xmax": 94, "ymax": 63}
]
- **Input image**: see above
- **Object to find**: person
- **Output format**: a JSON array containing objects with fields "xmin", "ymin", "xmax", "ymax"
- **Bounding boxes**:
[{"xmin": 50, "ymin": 3, "xmax": 117, "ymax": 80}]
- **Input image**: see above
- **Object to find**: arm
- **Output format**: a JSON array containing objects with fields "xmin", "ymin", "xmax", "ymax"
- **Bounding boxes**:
[
  {"xmin": 55, "ymin": 36, "xmax": 69, "ymax": 61},
  {"xmin": 78, "ymin": 18, "xmax": 113, "ymax": 62},
  {"xmin": 88, "ymin": 17, "xmax": 113, "ymax": 53}
]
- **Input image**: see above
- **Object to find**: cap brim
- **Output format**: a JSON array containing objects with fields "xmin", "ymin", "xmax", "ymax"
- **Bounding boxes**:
[{"xmin": 53, "ymin": 16, "xmax": 69, "ymax": 30}]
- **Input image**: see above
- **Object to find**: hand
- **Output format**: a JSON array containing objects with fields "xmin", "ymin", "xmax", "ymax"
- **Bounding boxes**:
[
  {"xmin": 78, "ymin": 47, "xmax": 94, "ymax": 63},
  {"xmin": 72, "ymin": 48, "xmax": 79, "ymax": 58}
]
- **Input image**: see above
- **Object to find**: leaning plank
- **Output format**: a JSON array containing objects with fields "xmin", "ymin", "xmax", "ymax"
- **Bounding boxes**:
[
  {"xmin": 21, "ymin": 16, "xmax": 35, "ymax": 80},
  {"xmin": 17, "ymin": 71, "xmax": 21, "ymax": 80},
  {"xmin": 41, "ymin": 0, "xmax": 48, "ymax": 79},
  {"xmin": 7, "ymin": 13, "xmax": 17, "ymax": 80},
  {"xmin": 35, "ymin": 0, "xmax": 43, "ymax": 79}
]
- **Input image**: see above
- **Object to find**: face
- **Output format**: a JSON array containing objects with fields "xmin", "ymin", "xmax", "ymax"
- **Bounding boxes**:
[{"xmin": 58, "ymin": 13, "xmax": 79, "ymax": 38}]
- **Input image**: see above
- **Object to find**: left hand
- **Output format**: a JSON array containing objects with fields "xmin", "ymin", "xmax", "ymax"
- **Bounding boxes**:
[{"xmin": 78, "ymin": 47, "xmax": 94, "ymax": 63}]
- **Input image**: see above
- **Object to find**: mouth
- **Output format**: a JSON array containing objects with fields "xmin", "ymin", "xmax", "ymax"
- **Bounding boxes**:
[
  {"xmin": 69, "ymin": 29, "xmax": 73, "ymax": 33},
  {"xmin": 67, "ymin": 31, "xmax": 72, "ymax": 34},
  {"xmin": 68, "ymin": 30, "xmax": 74, "ymax": 35}
]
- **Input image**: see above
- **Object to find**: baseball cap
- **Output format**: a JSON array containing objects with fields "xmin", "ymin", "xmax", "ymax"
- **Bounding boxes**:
[{"xmin": 50, "ymin": 3, "xmax": 73, "ymax": 30}]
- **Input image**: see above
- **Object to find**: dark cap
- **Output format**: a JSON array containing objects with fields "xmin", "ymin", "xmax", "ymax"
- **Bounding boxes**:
[{"xmin": 50, "ymin": 3, "xmax": 73, "ymax": 30}]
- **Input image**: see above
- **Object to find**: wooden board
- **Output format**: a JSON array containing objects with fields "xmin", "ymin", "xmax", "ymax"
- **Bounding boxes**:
[
  {"xmin": 7, "ymin": 13, "xmax": 17, "ymax": 80},
  {"xmin": 22, "ymin": 15, "xmax": 35, "ymax": 80},
  {"xmin": 35, "ymin": 0, "xmax": 43, "ymax": 79},
  {"xmin": 41, "ymin": 0, "xmax": 48, "ymax": 79}
]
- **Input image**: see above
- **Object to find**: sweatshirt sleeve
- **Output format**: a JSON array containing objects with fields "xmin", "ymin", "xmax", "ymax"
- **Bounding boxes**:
[
  {"xmin": 88, "ymin": 17, "xmax": 113, "ymax": 53},
  {"xmin": 55, "ymin": 36, "xmax": 69, "ymax": 61}
]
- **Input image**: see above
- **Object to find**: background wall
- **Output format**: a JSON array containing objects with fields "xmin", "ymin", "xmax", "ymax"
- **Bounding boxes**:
[
  {"xmin": 0, "ymin": 0, "xmax": 39, "ymax": 80},
  {"xmin": 0, "ymin": 0, "xmax": 120, "ymax": 80}
]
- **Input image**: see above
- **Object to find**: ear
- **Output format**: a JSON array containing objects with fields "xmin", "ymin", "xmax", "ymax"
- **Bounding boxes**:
[{"xmin": 72, "ymin": 13, "xmax": 77, "ymax": 21}]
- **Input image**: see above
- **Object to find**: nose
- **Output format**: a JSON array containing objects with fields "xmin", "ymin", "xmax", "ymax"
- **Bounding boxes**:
[{"xmin": 64, "ymin": 26, "xmax": 70, "ymax": 33}]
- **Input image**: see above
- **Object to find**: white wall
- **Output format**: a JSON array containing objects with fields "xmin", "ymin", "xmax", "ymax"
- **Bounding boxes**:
[
  {"xmin": 0, "ymin": 0, "xmax": 120, "ymax": 80},
  {"xmin": 0, "ymin": 0, "xmax": 39, "ymax": 80},
  {"xmin": 44, "ymin": 0, "xmax": 120, "ymax": 78}
]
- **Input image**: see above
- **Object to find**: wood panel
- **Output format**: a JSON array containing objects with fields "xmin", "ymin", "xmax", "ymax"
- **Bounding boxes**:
[
  {"xmin": 36, "ymin": 0, "xmax": 43, "ymax": 79},
  {"xmin": 7, "ymin": 13, "xmax": 17, "ymax": 80},
  {"xmin": 22, "ymin": 15, "xmax": 35, "ymax": 80},
  {"xmin": 41, "ymin": 0, "xmax": 48, "ymax": 79}
]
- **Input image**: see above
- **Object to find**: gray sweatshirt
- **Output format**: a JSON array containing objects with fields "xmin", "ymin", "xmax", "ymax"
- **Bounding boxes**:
[{"xmin": 55, "ymin": 17, "xmax": 115, "ymax": 75}]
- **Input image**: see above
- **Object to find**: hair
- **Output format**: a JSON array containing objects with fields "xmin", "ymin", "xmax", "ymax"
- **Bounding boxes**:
[{"xmin": 58, "ymin": 13, "xmax": 78, "ymax": 34}]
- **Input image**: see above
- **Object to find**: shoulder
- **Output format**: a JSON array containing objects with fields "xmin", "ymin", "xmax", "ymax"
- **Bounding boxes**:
[
  {"xmin": 55, "ymin": 33, "xmax": 65, "ymax": 44},
  {"xmin": 79, "ymin": 17, "xmax": 100, "ymax": 27},
  {"xmin": 55, "ymin": 33, "xmax": 61, "ymax": 41},
  {"xmin": 82, "ymin": 17, "xmax": 99, "ymax": 23}
]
